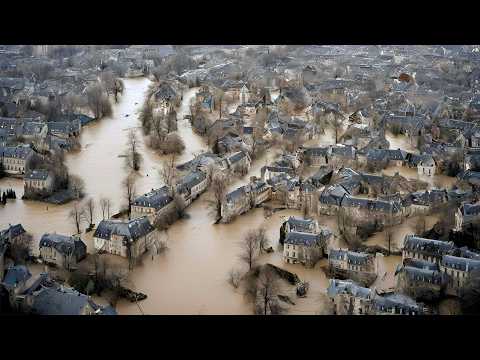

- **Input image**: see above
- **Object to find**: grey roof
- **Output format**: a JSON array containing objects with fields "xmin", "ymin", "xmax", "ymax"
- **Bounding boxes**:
[
  {"xmin": 225, "ymin": 185, "xmax": 248, "ymax": 203},
  {"xmin": 287, "ymin": 217, "xmax": 316, "ymax": 233},
  {"xmin": 403, "ymin": 235, "xmax": 455, "ymax": 256},
  {"xmin": 25, "ymin": 169, "xmax": 50, "ymax": 181},
  {"xmin": 176, "ymin": 170, "xmax": 207, "ymax": 194},
  {"xmin": 2, "ymin": 265, "xmax": 31, "ymax": 287},
  {"xmin": 94, "ymin": 217, "xmax": 155, "ymax": 243},
  {"xmin": 441, "ymin": 255, "xmax": 480, "ymax": 272},
  {"xmin": 133, "ymin": 186, "xmax": 173, "ymax": 210},
  {"xmin": 341, "ymin": 196, "xmax": 401, "ymax": 213},
  {"xmin": 29, "ymin": 286, "xmax": 92, "ymax": 315},
  {"xmin": 0, "ymin": 223, "xmax": 26, "ymax": 242},
  {"xmin": 373, "ymin": 293, "xmax": 422, "ymax": 314},
  {"xmin": 39, "ymin": 233, "xmax": 87, "ymax": 258},
  {"xmin": 0, "ymin": 144, "xmax": 33, "ymax": 159},
  {"xmin": 400, "ymin": 265, "xmax": 444, "ymax": 284},
  {"xmin": 0, "ymin": 77, "xmax": 25, "ymax": 90},
  {"xmin": 327, "ymin": 279, "xmax": 372, "ymax": 299},
  {"xmin": 284, "ymin": 231, "xmax": 324, "ymax": 247},
  {"xmin": 227, "ymin": 150, "xmax": 248, "ymax": 164},
  {"xmin": 329, "ymin": 249, "xmax": 372, "ymax": 265}
]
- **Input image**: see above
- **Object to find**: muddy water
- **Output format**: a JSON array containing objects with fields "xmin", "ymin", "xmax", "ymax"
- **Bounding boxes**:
[
  {"xmin": 0, "ymin": 79, "xmax": 158, "ymax": 255},
  {"xmin": 175, "ymin": 87, "xmax": 209, "ymax": 164},
  {"xmin": 116, "ymin": 203, "xmax": 329, "ymax": 315},
  {"xmin": 385, "ymin": 131, "xmax": 418, "ymax": 153}
]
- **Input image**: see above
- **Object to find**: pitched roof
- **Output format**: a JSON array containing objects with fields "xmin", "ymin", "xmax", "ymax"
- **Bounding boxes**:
[
  {"xmin": 133, "ymin": 186, "xmax": 173, "ymax": 210},
  {"xmin": 94, "ymin": 217, "xmax": 155, "ymax": 243},
  {"xmin": 39, "ymin": 233, "xmax": 86, "ymax": 257},
  {"xmin": 25, "ymin": 169, "xmax": 50, "ymax": 181},
  {"xmin": 2, "ymin": 265, "xmax": 31, "ymax": 287},
  {"xmin": 284, "ymin": 231, "xmax": 324, "ymax": 247}
]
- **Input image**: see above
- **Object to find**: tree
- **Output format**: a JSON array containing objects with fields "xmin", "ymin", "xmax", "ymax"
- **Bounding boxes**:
[
  {"xmin": 100, "ymin": 197, "xmax": 111, "ymax": 220},
  {"xmin": 9, "ymin": 233, "xmax": 33, "ymax": 265},
  {"xmin": 207, "ymin": 171, "xmax": 227, "ymax": 221},
  {"xmin": 69, "ymin": 201, "xmax": 85, "ymax": 235},
  {"xmin": 256, "ymin": 266, "xmax": 282, "ymax": 315},
  {"xmin": 83, "ymin": 197, "xmax": 96, "ymax": 229},
  {"xmin": 159, "ymin": 155, "xmax": 177, "ymax": 193},
  {"xmin": 68, "ymin": 175, "xmax": 85, "ymax": 199},
  {"xmin": 86, "ymin": 83, "xmax": 112, "ymax": 119},
  {"xmin": 239, "ymin": 230, "xmax": 260, "ymax": 271},
  {"xmin": 123, "ymin": 173, "xmax": 136, "ymax": 220},
  {"xmin": 227, "ymin": 268, "xmax": 242, "ymax": 289},
  {"xmin": 125, "ymin": 129, "xmax": 142, "ymax": 171},
  {"xmin": 330, "ymin": 111, "xmax": 344, "ymax": 144}
]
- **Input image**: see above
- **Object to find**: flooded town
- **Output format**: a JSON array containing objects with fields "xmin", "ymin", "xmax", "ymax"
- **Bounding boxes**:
[{"xmin": 1, "ymin": 45, "xmax": 480, "ymax": 315}]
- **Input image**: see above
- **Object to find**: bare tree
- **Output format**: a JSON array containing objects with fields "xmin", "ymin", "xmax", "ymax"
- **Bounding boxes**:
[
  {"xmin": 82, "ymin": 197, "xmax": 96, "ymax": 229},
  {"xmin": 256, "ymin": 267, "xmax": 282, "ymax": 315},
  {"xmin": 239, "ymin": 230, "xmax": 260, "ymax": 271},
  {"xmin": 86, "ymin": 83, "xmax": 112, "ymax": 119},
  {"xmin": 158, "ymin": 155, "xmax": 177, "ymax": 193},
  {"xmin": 207, "ymin": 171, "xmax": 227, "ymax": 221},
  {"xmin": 125, "ymin": 129, "xmax": 143, "ymax": 171},
  {"xmin": 330, "ymin": 112, "xmax": 344, "ymax": 144},
  {"xmin": 123, "ymin": 173, "xmax": 136, "ymax": 220},
  {"xmin": 100, "ymin": 197, "xmax": 112, "ymax": 220},
  {"xmin": 9, "ymin": 233, "xmax": 33, "ymax": 265},
  {"xmin": 227, "ymin": 268, "xmax": 242, "ymax": 289},
  {"xmin": 69, "ymin": 201, "xmax": 85, "ymax": 235}
]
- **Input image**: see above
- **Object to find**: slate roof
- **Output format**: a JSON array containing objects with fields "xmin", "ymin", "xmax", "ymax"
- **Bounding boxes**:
[
  {"xmin": 329, "ymin": 249, "xmax": 372, "ymax": 265},
  {"xmin": 372, "ymin": 293, "xmax": 423, "ymax": 314},
  {"xmin": 403, "ymin": 235, "xmax": 455, "ymax": 256},
  {"xmin": 2, "ymin": 265, "xmax": 31, "ymax": 287},
  {"xmin": 327, "ymin": 279, "xmax": 373, "ymax": 299},
  {"xmin": 227, "ymin": 150, "xmax": 248, "ymax": 165},
  {"xmin": 284, "ymin": 231, "xmax": 325, "ymax": 247},
  {"xmin": 25, "ymin": 169, "xmax": 50, "ymax": 181},
  {"xmin": 0, "ymin": 224, "xmax": 26, "ymax": 242},
  {"xmin": 176, "ymin": 170, "xmax": 207, "ymax": 193},
  {"xmin": 29, "ymin": 286, "xmax": 92, "ymax": 315},
  {"xmin": 287, "ymin": 217, "xmax": 316, "ymax": 233},
  {"xmin": 441, "ymin": 255, "xmax": 480, "ymax": 272},
  {"xmin": 39, "ymin": 233, "xmax": 87, "ymax": 258},
  {"xmin": 94, "ymin": 217, "xmax": 155, "ymax": 243},
  {"xmin": 133, "ymin": 186, "xmax": 173, "ymax": 210},
  {"xmin": 0, "ymin": 144, "xmax": 33, "ymax": 159}
]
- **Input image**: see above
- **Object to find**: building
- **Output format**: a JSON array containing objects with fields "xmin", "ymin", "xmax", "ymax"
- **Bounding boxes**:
[
  {"xmin": 417, "ymin": 155, "xmax": 436, "ymax": 177},
  {"xmin": 402, "ymin": 235, "xmax": 456, "ymax": 264},
  {"xmin": 329, "ymin": 249, "xmax": 377, "ymax": 274},
  {"xmin": 327, "ymin": 279, "xmax": 373, "ymax": 315},
  {"xmin": 131, "ymin": 186, "xmax": 175, "ymax": 221},
  {"xmin": 226, "ymin": 151, "xmax": 251, "ymax": 174},
  {"xmin": 395, "ymin": 258, "xmax": 445, "ymax": 299},
  {"xmin": 39, "ymin": 233, "xmax": 87, "ymax": 270},
  {"xmin": 175, "ymin": 170, "xmax": 208, "ymax": 206},
  {"xmin": 283, "ymin": 229, "xmax": 331, "ymax": 267},
  {"xmin": 93, "ymin": 217, "xmax": 157, "ymax": 261},
  {"xmin": 0, "ymin": 145, "xmax": 34, "ymax": 175},
  {"xmin": 24, "ymin": 169, "xmax": 54, "ymax": 193},
  {"xmin": 440, "ymin": 255, "xmax": 480, "ymax": 295},
  {"xmin": 454, "ymin": 202, "xmax": 480, "ymax": 231}
]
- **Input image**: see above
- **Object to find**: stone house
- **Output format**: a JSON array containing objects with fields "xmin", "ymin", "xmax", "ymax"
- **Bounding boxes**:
[
  {"xmin": 39, "ymin": 233, "xmax": 87, "ymax": 270},
  {"xmin": 402, "ymin": 235, "xmax": 456, "ymax": 265},
  {"xmin": 301, "ymin": 147, "xmax": 329, "ymax": 167},
  {"xmin": 318, "ymin": 185, "xmax": 350, "ymax": 216},
  {"xmin": 175, "ymin": 170, "xmax": 208, "ymax": 206},
  {"xmin": 329, "ymin": 248, "xmax": 377, "ymax": 275},
  {"xmin": 93, "ymin": 217, "xmax": 157, "ymax": 261},
  {"xmin": 226, "ymin": 150, "xmax": 251, "ymax": 174},
  {"xmin": 261, "ymin": 165, "xmax": 296, "ymax": 182},
  {"xmin": 283, "ymin": 229, "xmax": 332, "ymax": 267},
  {"xmin": 440, "ymin": 255, "xmax": 480, "ymax": 296},
  {"xmin": 370, "ymin": 293, "xmax": 424, "ymax": 315},
  {"xmin": 417, "ymin": 155, "xmax": 436, "ymax": 177},
  {"xmin": 131, "ymin": 186, "xmax": 175, "ymax": 222},
  {"xmin": 280, "ymin": 217, "xmax": 320, "ymax": 242},
  {"xmin": 327, "ymin": 279, "xmax": 373, "ymax": 315},
  {"xmin": 22, "ymin": 279, "xmax": 116, "ymax": 315},
  {"xmin": 454, "ymin": 202, "xmax": 480, "ymax": 231},
  {"xmin": 1, "ymin": 265, "xmax": 32, "ymax": 307},
  {"xmin": 24, "ymin": 169, "xmax": 54, "ymax": 194},
  {"xmin": 340, "ymin": 196, "xmax": 404, "ymax": 226},
  {"xmin": 221, "ymin": 186, "xmax": 251, "ymax": 222},
  {"xmin": 395, "ymin": 258, "xmax": 445, "ymax": 299},
  {"xmin": 47, "ymin": 119, "xmax": 81, "ymax": 139},
  {"xmin": 221, "ymin": 178, "xmax": 271, "ymax": 222},
  {"xmin": 0, "ymin": 144, "xmax": 34, "ymax": 175}
]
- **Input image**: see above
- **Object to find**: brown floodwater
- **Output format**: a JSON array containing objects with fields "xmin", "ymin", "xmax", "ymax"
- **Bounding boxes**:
[{"xmin": 1, "ymin": 78, "xmax": 331, "ymax": 314}]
